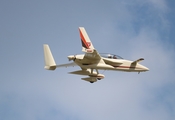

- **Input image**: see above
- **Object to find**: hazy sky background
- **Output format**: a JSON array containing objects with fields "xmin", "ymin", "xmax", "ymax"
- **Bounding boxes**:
[{"xmin": 0, "ymin": 0, "xmax": 175, "ymax": 120}]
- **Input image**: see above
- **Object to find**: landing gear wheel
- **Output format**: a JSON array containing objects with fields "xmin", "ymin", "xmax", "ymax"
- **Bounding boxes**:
[
  {"xmin": 97, "ymin": 78, "xmax": 101, "ymax": 80},
  {"xmin": 90, "ymin": 81, "xmax": 94, "ymax": 83}
]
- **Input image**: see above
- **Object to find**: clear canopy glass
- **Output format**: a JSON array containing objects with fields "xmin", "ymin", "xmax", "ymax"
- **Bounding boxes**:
[{"xmin": 99, "ymin": 53, "xmax": 123, "ymax": 59}]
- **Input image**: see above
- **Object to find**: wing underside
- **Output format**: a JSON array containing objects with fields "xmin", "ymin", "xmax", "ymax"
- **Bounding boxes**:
[{"xmin": 69, "ymin": 69, "xmax": 105, "ymax": 83}]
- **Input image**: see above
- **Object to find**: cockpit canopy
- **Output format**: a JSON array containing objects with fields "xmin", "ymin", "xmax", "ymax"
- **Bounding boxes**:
[{"xmin": 100, "ymin": 53, "xmax": 123, "ymax": 59}]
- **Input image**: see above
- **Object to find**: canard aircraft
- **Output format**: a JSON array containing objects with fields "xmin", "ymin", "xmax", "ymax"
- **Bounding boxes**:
[{"xmin": 43, "ymin": 27, "xmax": 149, "ymax": 83}]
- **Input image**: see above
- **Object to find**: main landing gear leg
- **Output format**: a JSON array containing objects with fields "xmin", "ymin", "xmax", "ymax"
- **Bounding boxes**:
[
  {"xmin": 95, "ymin": 69, "xmax": 101, "ymax": 80},
  {"xmin": 90, "ymin": 69, "xmax": 99, "ymax": 74},
  {"xmin": 91, "ymin": 69, "xmax": 93, "ymax": 74},
  {"xmin": 95, "ymin": 69, "xmax": 99, "ymax": 74},
  {"xmin": 90, "ymin": 69, "xmax": 101, "ymax": 80}
]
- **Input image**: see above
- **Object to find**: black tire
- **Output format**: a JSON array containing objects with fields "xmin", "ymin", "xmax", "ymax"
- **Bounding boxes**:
[{"xmin": 90, "ymin": 81, "xmax": 94, "ymax": 83}]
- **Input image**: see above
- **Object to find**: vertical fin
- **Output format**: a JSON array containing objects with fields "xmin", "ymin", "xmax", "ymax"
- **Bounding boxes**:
[
  {"xmin": 43, "ymin": 44, "xmax": 56, "ymax": 70},
  {"xmin": 79, "ymin": 27, "xmax": 94, "ymax": 52},
  {"xmin": 78, "ymin": 27, "xmax": 105, "ymax": 64}
]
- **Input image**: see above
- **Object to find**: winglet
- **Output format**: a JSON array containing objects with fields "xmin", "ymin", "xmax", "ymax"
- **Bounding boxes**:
[
  {"xmin": 132, "ymin": 58, "xmax": 144, "ymax": 64},
  {"xmin": 79, "ymin": 27, "xmax": 94, "ymax": 53},
  {"xmin": 43, "ymin": 44, "xmax": 56, "ymax": 70}
]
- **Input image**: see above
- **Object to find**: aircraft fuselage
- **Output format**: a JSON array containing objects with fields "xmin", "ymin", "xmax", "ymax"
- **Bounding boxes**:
[{"xmin": 68, "ymin": 54, "xmax": 149, "ymax": 72}]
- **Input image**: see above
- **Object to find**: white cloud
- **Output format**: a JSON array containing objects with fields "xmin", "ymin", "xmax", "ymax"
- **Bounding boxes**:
[{"xmin": 147, "ymin": 0, "xmax": 168, "ymax": 12}]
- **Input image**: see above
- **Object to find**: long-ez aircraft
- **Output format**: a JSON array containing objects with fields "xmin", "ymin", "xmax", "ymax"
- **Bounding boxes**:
[{"xmin": 43, "ymin": 27, "xmax": 149, "ymax": 83}]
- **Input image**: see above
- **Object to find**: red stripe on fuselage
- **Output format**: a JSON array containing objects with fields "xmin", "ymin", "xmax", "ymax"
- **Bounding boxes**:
[{"xmin": 114, "ymin": 66, "xmax": 143, "ymax": 69}]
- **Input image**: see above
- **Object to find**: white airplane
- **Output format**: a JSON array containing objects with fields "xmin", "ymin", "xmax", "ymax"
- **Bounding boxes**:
[{"xmin": 43, "ymin": 27, "xmax": 149, "ymax": 83}]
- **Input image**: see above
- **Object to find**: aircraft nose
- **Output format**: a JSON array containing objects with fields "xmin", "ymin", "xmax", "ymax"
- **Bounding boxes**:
[{"xmin": 143, "ymin": 66, "xmax": 149, "ymax": 71}]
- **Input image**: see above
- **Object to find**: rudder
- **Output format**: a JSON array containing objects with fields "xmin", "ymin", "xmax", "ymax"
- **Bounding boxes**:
[{"xmin": 43, "ymin": 44, "xmax": 56, "ymax": 70}]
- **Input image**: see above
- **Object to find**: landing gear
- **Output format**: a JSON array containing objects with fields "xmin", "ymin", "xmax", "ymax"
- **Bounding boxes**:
[
  {"xmin": 90, "ymin": 81, "xmax": 94, "ymax": 83},
  {"xmin": 90, "ymin": 68, "xmax": 99, "ymax": 74},
  {"xmin": 89, "ymin": 69, "xmax": 104, "ymax": 81}
]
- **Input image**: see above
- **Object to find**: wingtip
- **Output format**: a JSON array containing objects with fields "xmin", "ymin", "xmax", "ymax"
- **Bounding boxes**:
[
  {"xmin": 140, "ymin": 58, "xmax": 144, "ymax": 60},
  {"xmin": 79, "ymin": 27, "xmax": 84, "ymax": 29}
]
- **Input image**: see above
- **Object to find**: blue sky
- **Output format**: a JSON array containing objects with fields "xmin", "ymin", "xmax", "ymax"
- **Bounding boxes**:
[{"xmin": 0, "ymin": 0, "xmax": 175, "ymax": 120}]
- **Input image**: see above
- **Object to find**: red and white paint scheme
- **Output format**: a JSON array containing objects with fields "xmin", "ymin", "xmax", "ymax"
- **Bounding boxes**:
[{"xmin": 43, "ymin": 27, "xmax": 149, "ymax": 83}]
